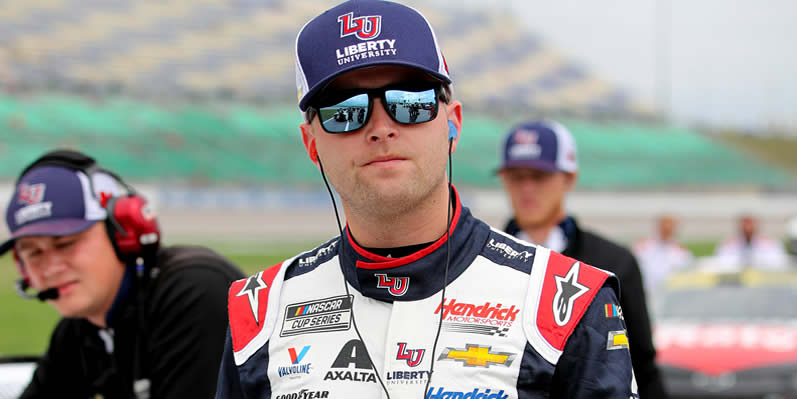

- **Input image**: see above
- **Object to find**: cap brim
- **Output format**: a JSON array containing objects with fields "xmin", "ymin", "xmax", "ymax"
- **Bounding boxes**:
[
  {"xmin": 0, "ymin": 219, "xmax": 98, "ymax": 256},
  {"xmin": 498, "ymin": 159, "xmax": 561, "ymax": 174},
  {"xmin": 298, "ymin": 60, "xmax": 452, "ymax": 111}
]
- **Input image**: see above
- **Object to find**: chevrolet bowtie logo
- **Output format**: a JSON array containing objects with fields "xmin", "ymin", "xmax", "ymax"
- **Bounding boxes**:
[{"xmin": 438, "ymin": 344, "xmax": 515, "ymax": 368}]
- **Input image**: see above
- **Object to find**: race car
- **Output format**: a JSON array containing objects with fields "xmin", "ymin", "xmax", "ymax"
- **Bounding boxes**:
[{"xmin": 653, "ymin": 268, "xmax": 797, "ymax": 398}]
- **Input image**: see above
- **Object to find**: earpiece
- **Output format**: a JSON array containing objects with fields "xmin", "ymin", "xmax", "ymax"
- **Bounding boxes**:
[
  {"xmin": 447, "ymin": 120, "xmax": 458, "ymax": 140},
  {"xmin": 309, "ymin": 142, "xmax": 319, "ymax": 163}
]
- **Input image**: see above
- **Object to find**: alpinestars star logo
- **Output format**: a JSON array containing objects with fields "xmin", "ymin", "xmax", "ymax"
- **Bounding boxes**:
[
  {"xmin": 552, "ymin": 261, "xmax": 589, "ymax": 326},
  {"xmin": 236, "ymin": 271, "xmax": 268, "ymax": 325}
]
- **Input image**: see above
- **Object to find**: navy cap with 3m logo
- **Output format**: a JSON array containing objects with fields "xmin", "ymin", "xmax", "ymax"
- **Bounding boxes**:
[
  {"xmin": 0, "ymin": 166, "xmax": 123, "ymax": 255},
  {"xmin": 295, "ymin": 0, "xmax": 451, "ymax": 111},
  {"xmin": 499, "ymin": 120, "xmax": 578, "ymax": 173}
]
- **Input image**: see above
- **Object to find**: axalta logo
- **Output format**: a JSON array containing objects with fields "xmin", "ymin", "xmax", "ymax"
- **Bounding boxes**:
[
  {"xmin": 426, "ymin": 387, "xmax": 508, "ymax": 399},
  {"xmin": 486, "ymin": 239, "xmax": 534, "ymax": 261},
  {"xmin": 324, "ymin": 340, "xmax": 377, "ymax": 383},
  {"xmin": 375, "ymin": 274, "xmax": 409, "ymax": 296},
  {"xmin": 435, "ymin": 299, "xmax": 519, "ymax": 327},
  {"xmin": 338, "ymin": 12, "xmax": 381, "ymax": 40},
  {"xmin": 275, "ymin": 390, "xmax": 329, "ymax": 399}
]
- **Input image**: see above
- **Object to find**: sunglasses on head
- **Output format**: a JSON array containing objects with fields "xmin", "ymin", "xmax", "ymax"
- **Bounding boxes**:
[{"xmin": 307, "ymin": 82, "xmax": 446, "ymax": 134}]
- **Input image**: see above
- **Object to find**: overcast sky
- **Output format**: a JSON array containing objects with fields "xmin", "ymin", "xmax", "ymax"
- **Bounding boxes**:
[{"xmin": 489, "ymin": 0, "xmax": 797, "ymax": 131}]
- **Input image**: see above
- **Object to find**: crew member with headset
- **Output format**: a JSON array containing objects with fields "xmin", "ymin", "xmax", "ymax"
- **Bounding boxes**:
[
  {"xmin": 216, "ymin": 1, "xmax": 637, "ymax": 397},
  {"xmin": 2, "ymin": 149, "xmax": 244, "ymax": 398}
]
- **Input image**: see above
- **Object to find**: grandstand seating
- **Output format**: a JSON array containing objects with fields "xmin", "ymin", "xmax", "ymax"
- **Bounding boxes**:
[
  {"xmin": 1, "ymin": 93, "xmax": 789, "ymax": 189},
  {"xmin": 0, "ymin": 0, "xmax": 652, "ymax": 118}
]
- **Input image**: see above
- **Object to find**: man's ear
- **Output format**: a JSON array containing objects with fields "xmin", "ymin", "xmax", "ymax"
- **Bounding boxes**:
[
  {"xmin": 564, "ymin": 171, "xmax": 579, "ymax": 191},
  {"xmin": 445, "ymin": 100, "xmax": 463, "ymax": 153},
  {"xmin": 300, "ymin": 122, "xmax": 319, "ymax": 163}
]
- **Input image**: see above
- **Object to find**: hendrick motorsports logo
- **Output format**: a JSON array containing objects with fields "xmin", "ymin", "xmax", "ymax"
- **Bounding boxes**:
[
  {"xmin": 443, "ymin": 322, "xmax": 510, "ymax": 337},
  {"xmin": 280, "ymin": 295, "xmax": 352, "ymax": 337},
  {"xmin": 426, "ymin": 387, "xmax": 508, "ymax": 399},
  {"xmin": 435, "ymin": 299, "xmax": 519, "ymax": 328}
]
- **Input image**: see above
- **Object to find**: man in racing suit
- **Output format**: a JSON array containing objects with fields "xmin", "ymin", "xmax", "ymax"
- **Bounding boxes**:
[{"xmin": 216, "ymin": 1, "xmax": 637, "ymax": 398}]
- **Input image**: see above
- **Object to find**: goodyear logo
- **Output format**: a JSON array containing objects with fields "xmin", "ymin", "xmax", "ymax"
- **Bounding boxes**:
[{"xmin": 437, "ymin": 344, "xmax": 514, "ymax": 368}]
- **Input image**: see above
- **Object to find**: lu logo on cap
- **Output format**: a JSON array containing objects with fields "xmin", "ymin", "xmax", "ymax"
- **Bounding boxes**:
[{"xmin": 338, "ymin": 12, "xmax": 382, "ymax": 40}]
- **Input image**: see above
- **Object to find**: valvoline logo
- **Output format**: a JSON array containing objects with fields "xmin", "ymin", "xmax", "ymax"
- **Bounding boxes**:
[
  {"xmin": 426, "ymin": 387, "xmax": 507, "ymax": 399},
  {"xmin": 338, "ymin": 12, "xmax": 382, "ymax": 40}
]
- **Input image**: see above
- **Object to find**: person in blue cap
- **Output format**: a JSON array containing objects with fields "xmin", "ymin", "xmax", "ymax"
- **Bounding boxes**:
[
  {"xmin": 2, "ymin": 149, "xmax": 244, "ymax": 398},
  {"xmin": 217, "ymin": 2, "xmax": 637, "ymax": 398},
  {"xmin": 498, "ymin": 120, "xmax": 667, "ymax": 398}
]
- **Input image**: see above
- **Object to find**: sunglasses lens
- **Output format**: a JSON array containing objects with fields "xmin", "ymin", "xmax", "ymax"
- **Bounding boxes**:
[
  {"xmin": 385, "ymin": 88, "xmax": 438, "ymax": 124},
  {"xmin": 318, "ymin": 93, "xmax": 370, "ymax": 133}
]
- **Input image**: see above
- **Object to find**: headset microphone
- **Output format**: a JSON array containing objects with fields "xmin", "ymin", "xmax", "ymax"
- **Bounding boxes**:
[{"xmin": 15, "ymin": 279, "xmax": 59, "ymax": 301}]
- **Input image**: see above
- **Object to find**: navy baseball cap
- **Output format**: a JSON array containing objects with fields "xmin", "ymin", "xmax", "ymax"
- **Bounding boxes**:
[
  {"xmin": 1, "ymin": 165, "xmax": 123, "ymax": 255},
  {"xmin": 295, "ymin": 0, "xmax": 451, "ymax": 111},
  {"xmin": 499, "ymin": 120, "xmax": 578, "ymax": 173}
]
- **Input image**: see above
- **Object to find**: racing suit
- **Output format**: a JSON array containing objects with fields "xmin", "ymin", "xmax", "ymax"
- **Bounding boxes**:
[{"xmin": 216, "ymin": 194, "xmax": 637, "ymax": 398}]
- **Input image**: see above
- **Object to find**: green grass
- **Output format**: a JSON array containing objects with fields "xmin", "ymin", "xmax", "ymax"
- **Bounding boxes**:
[{"xmin": 0, "ymin": 239, "xmax": 718, "ymax": 357}]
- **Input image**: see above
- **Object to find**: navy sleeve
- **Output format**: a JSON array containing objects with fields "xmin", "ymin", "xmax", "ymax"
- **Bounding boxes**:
[
  {"xmin": 215, "ymin": 328, "xmax": 245, "ymax": 399},
  {"xmin": 551, "ymin": 286, "xmax": 638, "ymax": 398}
]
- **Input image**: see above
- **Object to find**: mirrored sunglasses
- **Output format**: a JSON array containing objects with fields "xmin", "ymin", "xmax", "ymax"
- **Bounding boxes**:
[{"xmin": 308, "ymin": 83, "xmax": 442, "ymax": 134}]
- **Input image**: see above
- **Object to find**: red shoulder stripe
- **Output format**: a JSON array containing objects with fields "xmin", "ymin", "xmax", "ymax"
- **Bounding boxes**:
[
  {"xmin": 229, "ymin": 262, "xmax": 282, "ymax": 352},
  {"xmin": 536, "ymin": 251, "xmax": 610, "ymax": 351}
]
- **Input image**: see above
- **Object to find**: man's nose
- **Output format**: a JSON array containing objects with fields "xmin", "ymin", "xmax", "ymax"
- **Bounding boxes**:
[
  {"xmin": 34, "ymin": 251, "xmax": 68, "ymax": 281},
  {"xmin": 366, "ymin": 99, "xmax": 398, "ymax": 143}
]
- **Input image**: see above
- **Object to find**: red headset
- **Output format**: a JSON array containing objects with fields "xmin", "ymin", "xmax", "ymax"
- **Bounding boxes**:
[{"xmin": 12, "ymin": 150, "xmax": 161, "ymax": 284}]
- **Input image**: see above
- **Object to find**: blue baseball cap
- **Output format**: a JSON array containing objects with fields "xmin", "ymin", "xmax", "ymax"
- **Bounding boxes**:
[
  {"xmin": 499, "ymin": 120, "xmax": 578, "ymax": 173},
  {"xmin": 295, "ymin": 0, "xmax": 451, "ymax": 111},
  {"xmin": 1, "ymin": 165, "xmax": 123, "ymax": 255}
]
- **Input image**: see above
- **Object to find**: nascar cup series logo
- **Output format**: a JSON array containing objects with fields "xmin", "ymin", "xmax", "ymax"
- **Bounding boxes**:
[{"xmin": 336, "ymin": 12, "xmax": 397, "ymax": 66}]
